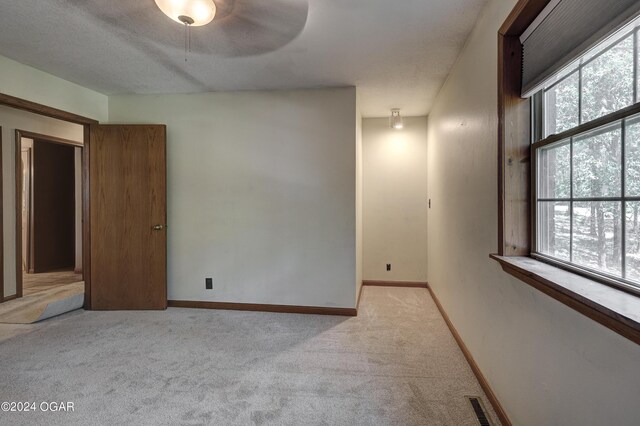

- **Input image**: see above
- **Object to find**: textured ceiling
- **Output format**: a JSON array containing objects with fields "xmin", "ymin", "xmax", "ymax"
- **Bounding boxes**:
[{"xmin": 0, "ymin": 0, "xmax": 487, "ymax": 117}]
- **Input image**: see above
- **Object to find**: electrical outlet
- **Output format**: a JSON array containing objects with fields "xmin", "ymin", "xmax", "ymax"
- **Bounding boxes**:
[
  {"xmin": 386, "ymin": 264, "xmax": 391, "ymax": 271},
  {"xmin": 205, "ymin": 278, "xmax": 213, "ymax": 290}
]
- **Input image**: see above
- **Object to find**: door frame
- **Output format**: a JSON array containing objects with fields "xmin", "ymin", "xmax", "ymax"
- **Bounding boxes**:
[
  {"xmin": 0, "ymin": 93, "xmax": 97, "ymax": 308},
  {"xmin": 20, "ymin": 142, "xmax": 33, "ymax": 275},
  {"xmin": 0, "ymin": 126, "xmax": 3, "ymax": 303},
  {"xmin": 14, "ymin": 130, "xmax": 83, "ymax": 299}
]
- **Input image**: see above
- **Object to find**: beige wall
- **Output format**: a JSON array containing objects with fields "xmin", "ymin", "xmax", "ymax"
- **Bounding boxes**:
[
  {"xmin": 109, "ymin": 88, "xmax": 358, "ymax": 309},
  {"xmin": 426, "ymin": 0, "xmax": 640, "ymax": 424},
  {"xmin": 0, "ymin": 106, "xmax": 83, "ymax": 297},
  {"xmin": 363, "ymin": 116, "xmax": 428, "ymax": 282},
  {"xmin": 0, "ymin": 55, "xmax": 107, "ymax": 122}
]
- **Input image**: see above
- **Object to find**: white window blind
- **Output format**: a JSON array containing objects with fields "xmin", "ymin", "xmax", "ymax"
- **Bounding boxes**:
[{"xmin": 521, "ymin": 0, "xmax": 640, "ymax": 97}]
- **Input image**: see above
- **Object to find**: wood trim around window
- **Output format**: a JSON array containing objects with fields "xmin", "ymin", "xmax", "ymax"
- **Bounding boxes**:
[
  {"xmin": 498, "ymin": 0, "xmax": 551, "ymax": 256},
  {"xmin": 491, "ymin": 255, "xmax": 640, "ymax": 345}
]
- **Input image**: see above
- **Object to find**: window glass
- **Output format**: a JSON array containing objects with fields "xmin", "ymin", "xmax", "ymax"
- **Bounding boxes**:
[
  {"xmin": 572, "ymin": 201, "xmax": 622, "ymax": 276},
  {"xmin": 538, "ymin": 201, "xmax": 570, "ymax": 260},
  {"xmin": 581, "ymin": 35, "xmax": 634, "ymax": 123},
  {"xmin": 626, "ymin": 201, "xmax": 640, "ymax": 282},
  {"xmin": 538, "ymin": 141, "xmax": 570, "ymax": 199},
  {"xmin": 544, "ymin": 72, "xmax": 579, "ymax": 136},
  {"xmin": 572, "ymin": 123, "xmax": 622, "ymax": 198},
  {"xmin": 625, "ymin": 116, "xmax": 640, "ymax": 196}
]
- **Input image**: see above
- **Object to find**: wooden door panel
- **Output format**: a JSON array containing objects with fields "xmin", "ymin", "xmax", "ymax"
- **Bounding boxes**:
[{"xmin": 90, "ymin": 125, "xmax": 167, "ymax": 310}]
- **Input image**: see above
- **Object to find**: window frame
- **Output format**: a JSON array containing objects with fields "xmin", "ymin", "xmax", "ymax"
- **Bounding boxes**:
[
  {"xmin": 530, "ymin": 24, "xmax": 640, "ymax": 296},
  {"xmin": 496, "ymin": 0, "xmax": 640, "ymax": 350},
  {"xmin": 532, "ymin": 103, "xmax": 640, "ymax": 296}
]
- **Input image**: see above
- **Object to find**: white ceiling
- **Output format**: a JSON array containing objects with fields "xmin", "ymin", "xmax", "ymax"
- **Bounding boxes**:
[{"xmin": 0, "ymin": 0, "xmax": 487, "ymax": 117}]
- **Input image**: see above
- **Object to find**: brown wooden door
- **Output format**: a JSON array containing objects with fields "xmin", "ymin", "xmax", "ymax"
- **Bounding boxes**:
[{"xmin": 89, "ymin": 125, "xmax": 167, "ymax": 310}]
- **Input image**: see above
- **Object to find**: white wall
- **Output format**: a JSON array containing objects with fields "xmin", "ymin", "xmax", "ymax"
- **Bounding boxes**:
[
  {"xmin": 109, "ymin": 88, "xmax": 358, "ymax": 309},
  {"xmin": 0, "ymin": 106, "xmax": 83, "ymax": 297},
  {"xmin": 0, "ymin": 55, "xmax": 108, "ymax": 122},
  {"xmin": 363, "ymin": 117, "xmax": 428, "ymax": 282},
  {"xmin": 426, "ymin": 0, "xmax": 640, "ymax": 424}
]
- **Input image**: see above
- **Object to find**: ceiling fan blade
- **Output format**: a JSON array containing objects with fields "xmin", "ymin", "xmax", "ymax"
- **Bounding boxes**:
[{"xmin": 197, "ymin": 0, "xmax": 309, "ymax": 57}]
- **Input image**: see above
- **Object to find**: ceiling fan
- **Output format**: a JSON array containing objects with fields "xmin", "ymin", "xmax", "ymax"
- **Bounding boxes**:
[{"xmin": 151, "ymin": 0, "xmax": 309, "ymax": 58}]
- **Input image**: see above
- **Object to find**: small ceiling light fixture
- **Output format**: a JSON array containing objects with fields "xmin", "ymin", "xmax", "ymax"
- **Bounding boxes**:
[
  {"xmin": 390, "ymin": 109, "xmax": 404, "ymax": 130},
  {"xmin": 155, "ymin": 0, "xmax": 217, "ymax": 61}
]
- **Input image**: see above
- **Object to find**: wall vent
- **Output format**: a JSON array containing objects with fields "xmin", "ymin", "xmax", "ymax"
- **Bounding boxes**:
[{"xmin": 467, "ymin": 396, "xmax": 491, "ymax": 426}]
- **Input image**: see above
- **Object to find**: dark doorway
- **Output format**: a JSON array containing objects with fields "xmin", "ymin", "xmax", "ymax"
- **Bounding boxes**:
[{"xmin": 30, "ymin": 140, "xmax": 75, "ymax": 272}]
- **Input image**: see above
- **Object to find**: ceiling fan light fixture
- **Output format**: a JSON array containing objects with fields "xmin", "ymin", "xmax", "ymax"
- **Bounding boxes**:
[{"xmin": 155, "ymin": 0, "xmax": 217, "ymax": 27}]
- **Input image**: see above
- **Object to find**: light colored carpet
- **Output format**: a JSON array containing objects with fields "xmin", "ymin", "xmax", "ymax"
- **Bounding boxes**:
[
  {"xmin": 0, "ymin": 282, "xmax": 84, "ymax": 324},
  {"xmin": 0, "ymin": 286, "xmax": 498, "ymax": 425}
]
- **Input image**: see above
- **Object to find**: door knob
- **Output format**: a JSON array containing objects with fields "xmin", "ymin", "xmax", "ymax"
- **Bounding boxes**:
[{"xmin": 152, "ymin": 224, "xmax": 165, "ymax": 231}]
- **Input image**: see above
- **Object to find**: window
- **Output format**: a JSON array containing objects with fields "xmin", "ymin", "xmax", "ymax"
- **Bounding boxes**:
[
  {"xmin": 532, "ymin": 17, "xmax": 640, "ymax": 294},
  {"xmin": 497, "ymin": 0, "xmax": 640, "ymax": 348}
]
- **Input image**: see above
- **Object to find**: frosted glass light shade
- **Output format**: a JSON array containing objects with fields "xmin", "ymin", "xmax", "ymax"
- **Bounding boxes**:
[
  {"xmin": 155, "ymin": 0, "xmax": 217, "ymax": 26},
  {"xmin": 390, "ymin": 109, "xmax": 404, "ymax": 130}
]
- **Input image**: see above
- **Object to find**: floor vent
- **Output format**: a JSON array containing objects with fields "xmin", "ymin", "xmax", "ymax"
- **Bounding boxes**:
[{"xmin": 467, "ymin": 396, "xmax": 491, "ymax": 426}]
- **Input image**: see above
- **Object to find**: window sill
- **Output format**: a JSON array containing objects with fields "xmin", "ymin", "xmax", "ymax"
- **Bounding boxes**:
[{"xmin": 490, "ymin": 254, "xmax": 640, "ymax": 345}]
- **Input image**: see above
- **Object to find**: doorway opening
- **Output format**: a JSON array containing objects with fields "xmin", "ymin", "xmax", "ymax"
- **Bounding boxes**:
[
  {"xmin": 15, "ymin": 130, "xmax": 84, "ymax": 309},
  {"xmin": 0, "ymin": 94, "xmax": 97, "ymax": 315}
]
